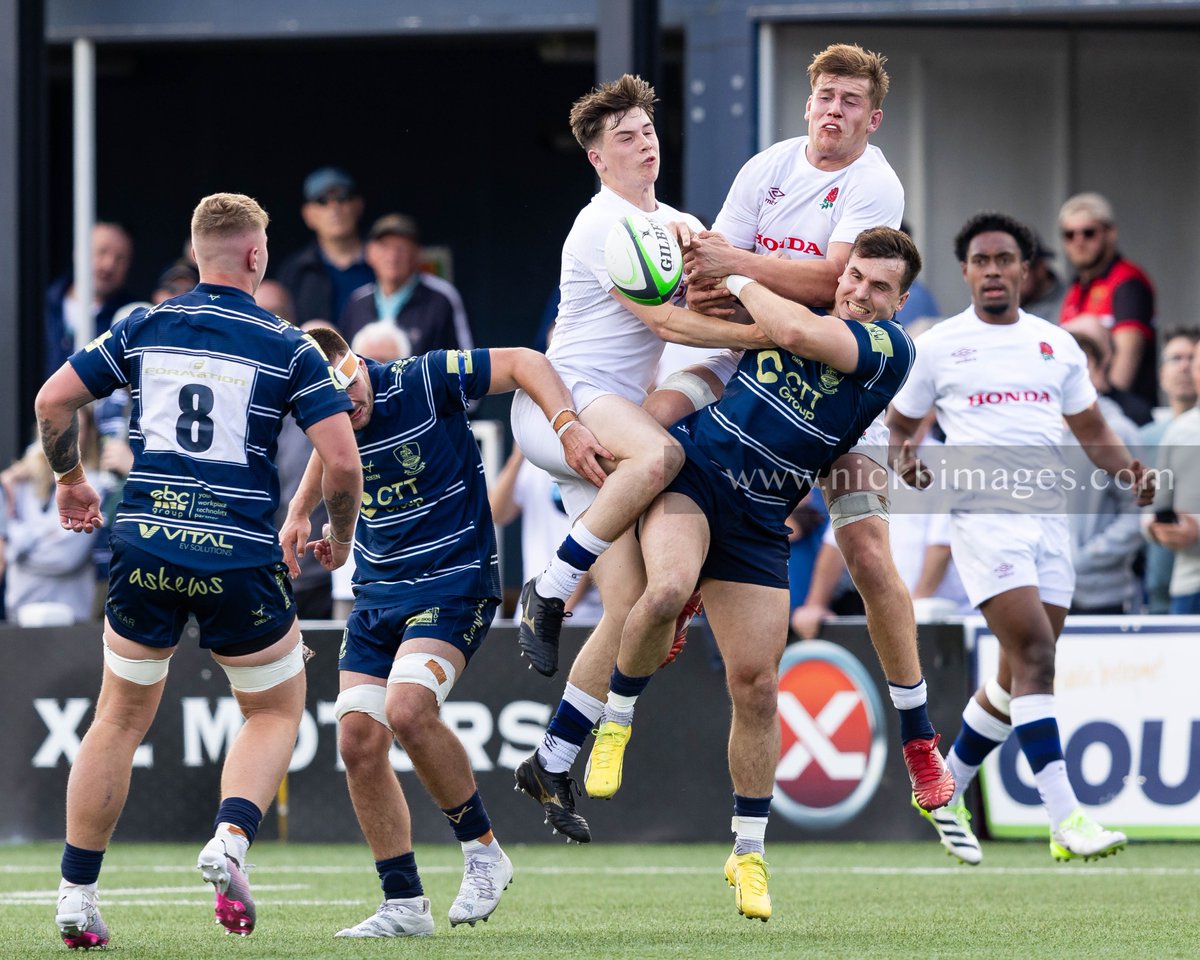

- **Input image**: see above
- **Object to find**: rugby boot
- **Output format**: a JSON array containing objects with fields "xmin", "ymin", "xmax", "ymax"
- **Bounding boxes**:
[
  {"xmin": 335, "ymin": 898, "xmax": 434, "ymax": 938},
  {"xmin": 661, "ymin": 588, "xmax": 703, "ymax": 669},
  {"xmin": 584, "ymin": 720, "xmax": 632, "ymax": 799},
  {"xmin": 56, "ymin": 882, "xmax": 110, "ymax": 949},
  {"xmin": 724, "ymin": 851, "xmax": 771, "ymax": 921},
  {"xmin": 1050, "ymin": 809, "xmax": 1127, "ymax": 862},
  {"xmin": 514, "ymin": 752, "xmax": 591, "ymax": 842},
  {"xmin": 913, "ymin": 794, "xmax": 982, "ymax": 865},
  {"xmin": 517, "ymin": 578, "xmax": 569, "ymax": 677},
  {"xmin": 448, "ymin": 843, "xmax": 514, "ymax": 927},
  {"xmin": 903, "ymin": 733, "xmax": 956, "ymax": 811},
  {"xmin": 197, "ymin": 836, "xmax": 255, "ymax": 935}
]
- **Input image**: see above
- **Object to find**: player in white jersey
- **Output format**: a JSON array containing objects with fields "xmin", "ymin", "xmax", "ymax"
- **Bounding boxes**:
[
  {"xmin": 888, "ymin": 212, "xmax": 1152, "ymax": 864},
  {"xmin": 678, "ymin": 43, "xmax": 953, "ymax": 809}
]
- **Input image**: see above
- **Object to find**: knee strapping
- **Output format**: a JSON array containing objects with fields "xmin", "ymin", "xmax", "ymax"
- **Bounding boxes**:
[
  {"xmin": 828, "ymin": 491, "xmax": 890, "ymax": 529},
  {"xmin": 103, "ymin": 637, "xmax": 171, "ymax": 685},
  {"xmin": 220, "ymin": 642, "xmax": 305, "ymax": 693},
  {"xmin": 984, "ymin": 676, "xmax": 1012, "ymax": 716},
  {"xmin": 387, "ymin": 652, "xmax": 457, "ymax": 707},
  {"xmin": 333, "ymin": 683, "xmax": 389, "ymax": 729},
  {"xmin": 657, "ymin": 370, "xmax": 718, "ymax": 412}
]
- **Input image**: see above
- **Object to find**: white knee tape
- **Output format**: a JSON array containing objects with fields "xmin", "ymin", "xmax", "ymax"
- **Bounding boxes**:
[
  {"xmin": 657, "ymin": 370, "xmax": 718, "ymax": 412},
  {"xmin": 221, "ymin": 642, "xmax": 306, "ymax": 693},
  {"xmin": 828, "ymin": 491, "xmax": 890, "ymax": 529},
  {"xmin": 103, "ymin": 637, "xmax": 171, "ymax": 685},
  {"xmin": 387, "ymin": 652, "xmax": 457, "ymax": 707},
  {"xmin": 984, "ymin": 676, "xmax": 1012, "ymax": 715},
  {"xmin": 333, "ymin": 683, "xmax": 389, "ymax": 729}
]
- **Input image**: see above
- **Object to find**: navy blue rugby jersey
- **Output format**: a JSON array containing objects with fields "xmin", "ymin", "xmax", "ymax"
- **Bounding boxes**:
[
  {"xmin": 69, "ymin": 283, "xmax": 352, "ymax": 571},
  {"xmin": 674, "ymin": 317, "xmax": 914, "ymax": 531},
  {"xmin": 350, "ymin": 349, "xmax": 501, "ymax": 609}
]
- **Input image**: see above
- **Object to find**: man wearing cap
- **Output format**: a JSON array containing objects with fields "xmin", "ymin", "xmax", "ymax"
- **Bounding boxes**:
[
  {"xmin": 277, "ymin": 167, "xmax": 374, "ymax": 324},
  {"xmin": 340, "ymin": 213, "xmax": 475, "ymax": 354},
  {"xmin": 1019, "ymin": 231, "xmax": 1067, "ymax": 323},
  {"xmin": 1058, "ymin": 192, "xmax": 1157, "ymax": 407}
]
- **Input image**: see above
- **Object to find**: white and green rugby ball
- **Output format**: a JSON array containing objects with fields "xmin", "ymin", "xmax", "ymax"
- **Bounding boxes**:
[{"xmin": 605, "ymin": 214, "xmax": 683, "ymax": 305}]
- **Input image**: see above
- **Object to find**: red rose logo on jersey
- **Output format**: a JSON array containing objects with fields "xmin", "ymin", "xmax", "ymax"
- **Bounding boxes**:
[
  {"xmin": 773, "ymin": 641, "xmax": 888, "ymax": 828},
  {"xmin": 1040, "ymin": 341, "xmax": 1055, "ymax": 361},
  {"xmin": 820, "ymin": 187, "xmax": 839, "ymax": 210}
]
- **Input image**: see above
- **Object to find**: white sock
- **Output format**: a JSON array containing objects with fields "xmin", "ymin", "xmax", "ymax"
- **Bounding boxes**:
[
  {"xmin": 59, "ymin": 878, "xmax": 97, "ymax": 896},
  {"xmin": 948, "ymin": 699, "xmax": 1013, "ymax": 805},
  {"xmin": 536, "ymin": 522, "xmax": 612, "ymax": 601},
  {"xmin": 215, "ymin": 824, "xmax": 250, "ymax": 866},
  {"xmin": 887, "ymin": 678, "xmax": 927, "ymax": 710},
  {"xmin": 537, "ymin": 684, "xmax": 605, "ymax": 773},
  {"xmin": 603, "ymin": 690, "xmax": 638, "ymax": 726},
  {"xmin": 732, "ymin": 815, "xmax": 768, "ymax": 855},
  {"xmin": 461, "ymin": 837, "xmax": 502, "ymax": 858},
  {"xmin": 1035, "ymin": 760, "xmax": 1079, "ymax": 830}
]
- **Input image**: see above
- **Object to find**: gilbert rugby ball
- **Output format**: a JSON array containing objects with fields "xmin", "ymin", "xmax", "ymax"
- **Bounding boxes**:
[{"xmin": 604, "ymin": 214, "xmax": 683, "ymax": 305}]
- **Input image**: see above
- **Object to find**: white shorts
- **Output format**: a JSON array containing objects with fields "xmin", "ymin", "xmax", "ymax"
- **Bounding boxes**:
[
  {"xmin": 511, "ymin": 387, "xmax": 603, "ymax": 523},
  {"xmin": 847, "ymin": 415, "xmax": 890, "ymax": 463},
  {"xmin": 949, "ymin": 512, "xmax": 1074, "ymax": 609}
]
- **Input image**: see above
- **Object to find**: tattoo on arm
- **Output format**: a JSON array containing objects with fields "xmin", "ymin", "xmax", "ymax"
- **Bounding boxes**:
[
  {"xmin": 325, "ymin": 489, "xmax": 359, "ymax": 539},
  {"xmin": 39, "ymin": 413, "xmax": 80, "ymax": 473}
]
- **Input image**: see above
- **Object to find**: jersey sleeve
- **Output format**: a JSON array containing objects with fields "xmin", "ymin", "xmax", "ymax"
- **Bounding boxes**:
[
  {"xmin": 68, "ymin": 316, "xmax": 137, "ymax": 400},
  {"xmin": 288, "ymin": 332, "xmax": 354, "ymax": 431},
  {"xmin": 712, "ymin": 154, "xmax": 767, "ymax": 250},
  {"xmin": 1058, "ymin": 335, "xmax": 1100, "ymax": 416},
  {"xmin": 428, "ymin": 348, "xmax": 493, "ymax": 416},
  {"xmin": 890, "ymin": 329, "xmax": 938, "ymax": 420},
  {"xmin": 1110, "ymin": 275, "xmax": 1155, "ymax": 339},
  {"xmin": 828, "ymin": 168, "xmax": 905, "ymax": 247},
  {"xmin": 844, "ymin": 319, "xmax": 915, "ymax": 399}
]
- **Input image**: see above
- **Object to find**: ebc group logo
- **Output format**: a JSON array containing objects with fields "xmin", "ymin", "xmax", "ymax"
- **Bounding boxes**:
[{"xmin": 773, "ymin": 640, "xmax": 888, "ymax": 828}]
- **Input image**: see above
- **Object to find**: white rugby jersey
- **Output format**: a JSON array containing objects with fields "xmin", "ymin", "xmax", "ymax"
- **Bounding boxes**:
[
  {"xmin": 713, "ymin": 138, "xmax": 903, "ymax": 257},
  {"xmin": 549, "ymin": 186, "xmax": 704, "ymax": 404}
]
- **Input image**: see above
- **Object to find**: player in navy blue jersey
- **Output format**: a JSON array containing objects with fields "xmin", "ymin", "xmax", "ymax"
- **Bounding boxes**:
[
  {"xmin": 36, "ymin": 193, "xmax": 363, "ymax": 948},
  {"xmin": 554, "ymin": 227, "xmax": 920, "ymax": 921},
  {"xmin": 279, "ymin": 326, "xmax": 607, "ymax": 938}
]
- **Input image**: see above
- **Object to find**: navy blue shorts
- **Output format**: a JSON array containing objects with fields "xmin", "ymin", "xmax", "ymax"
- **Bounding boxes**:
[
  {"xmin": 105, "ymin": 538, "xmax": 295, "ymax": 653},
  {"xmin": 663, "ymin": 451, "xmax": 790, "ymax": 590},
  {"xmin": 339, "ymin": 596, "xmax": 498, "ymax": 679}
]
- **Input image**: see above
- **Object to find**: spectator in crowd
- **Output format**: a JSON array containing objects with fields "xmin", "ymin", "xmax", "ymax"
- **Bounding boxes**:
[
  {"xmin": 490, "ymin": 447, "xmax": 603, "ymax": 626},
  {"xmin": 254, "ymin": 280, "xmax": 296, "ymax": 323},
  {"xmin": 1069, "ymin": 320, "xmax": 1153, "ymax": 426},
  {"xmin": 1, "ymin": 411, "xmax": 107, "ymax": 625},
  {"xmin": 151, "ymin": 260, "xmax": 200, "ymax": 304},
  {"xmin": 339, "ymin": 214, "xmax": 474, "ymax": 353},
  {"xmin": 1140, "ymin": 330, "xmax": 1199, "ymax": 612},
  {"xmin": 1147, "ymin": 338, "xmax": 1200, "ymax": 614},
  {"xmin": 277, "ymin": 167, "xmax": 374, "ymax": 324},
  {"xmin": 44, "ymin": 222, "xmax": 134, "ymax": 376},
  {"xmin": 1058, "ymin": 192, "xmax": 1158, "ymax": 407},
  {"xmin": 1020, "ymin": 232, "xmax": 1066, "ymax": 322},
  {"xmin": 1064, "ymin": 334, "xmax": 1144, "ymax": 614}
]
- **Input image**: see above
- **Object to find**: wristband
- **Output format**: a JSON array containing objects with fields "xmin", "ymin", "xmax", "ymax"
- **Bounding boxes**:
[
  {"xmin": 551, "ymin": 409, "xmax": 578, "ymax": 434},
  {"xmin": 324, "ymin": 528, "xmax": 354, "ymax": 546},
  {"xmin": 556, "ymin": 419, "xmax": 579, "ymax": 439},
  {"xmin": 54, "ymin": 462, "xmax": 86, "ymax": 486},
  {"xmin": 725, "ymin": 274, "xmax": 755, "ymax": 299}
]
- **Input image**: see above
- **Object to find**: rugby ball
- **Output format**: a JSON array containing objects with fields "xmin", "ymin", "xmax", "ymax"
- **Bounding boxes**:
[{"xmin": 605, "ymin": 214, "xmax": 683, "ymax": 306}]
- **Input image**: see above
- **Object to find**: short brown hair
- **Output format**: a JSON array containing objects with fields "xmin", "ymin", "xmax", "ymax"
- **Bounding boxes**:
[
  {"xmin": 851, "ymin": 226, "xmax": 922, "ymax": 293},
  {"xmin": 808, "ymin": 43, "xmax": 890, "ymax": 110},
  {"xmin": 306, "ymin": 325, "xmax": 350, "ymax": 362},
  {"xmin": 191, "ymin": 193, "xmax": 269, "ymax": 240},
  {"xmin": 569, "ymin": 74, "xmax": 656, "ymax": 151}
]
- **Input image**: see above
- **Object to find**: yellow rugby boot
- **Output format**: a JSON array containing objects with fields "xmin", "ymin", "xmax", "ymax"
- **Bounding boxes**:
[{"xmin": 724, "ymin": 850, "xmax": 771, "ymax": 921}]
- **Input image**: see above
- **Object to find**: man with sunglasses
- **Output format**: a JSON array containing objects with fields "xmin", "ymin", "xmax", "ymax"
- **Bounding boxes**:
[
  {"xmin": 1058, "ymin": 192, "xmax": 1157, "ymax": 408},
  {"xmin": 277, "ymin": 167, "xmax": 374, "ymax": 325}
]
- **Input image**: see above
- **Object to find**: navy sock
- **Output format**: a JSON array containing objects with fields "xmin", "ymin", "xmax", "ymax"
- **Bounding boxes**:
[
  {"xmin": 1014, "ymin": 716, "xmax": 1064, "ymax": 774},
  {"xmin": 897, "ymin": 703, "xmax": 936, "ymax": 743},
  {"xmin": 954, "ymin": 721, "xmax": 1004, "ymax": 765},
  {"xmin": 610, "ymin": 666, "xmax": 653, "ymax": 698},
  {"xmin": 546, "ymin": 700, "xmax": 593, "ymax": 747},
  {"xmin": 213, "ymin": 797, "xmax": 263, "ymax": 847},
  {"xmin": 441, "ymin": 790, "xmax": 493, "ymax": 843},
  {"xmin": 61, "ymin": 843, "xmax": 105, "ymax": 886},
  {"xmin": 377, "ymin": 852, "xmax": 423, "ymax": 900},
  {"xmin": 733, "ymin": 794, "xmax": 773, "ymax": 819},
  {"xmin": 557, "ymin": 535, "xmax": 598, "ymax": 572}
]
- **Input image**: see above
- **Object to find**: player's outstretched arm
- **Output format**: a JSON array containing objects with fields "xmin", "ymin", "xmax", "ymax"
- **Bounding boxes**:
[
  {"xmin": 35, "ymin": 364, "xmax": 103, "ymax": 533},
  {"xmin": 1065, "ymin": 402, "xmax": 1155, "ymax": 505},
  {"xmin": 617, "ymin": 288, "xmax": 771, "ymax": 351},
  {"xmin": 731, "ymin": 278, "xmax": 860, "ymax": 371},
  {"xmin": 487, "ymin": 347, "xmax": 613, "ymax": 489},
  {"xmin": 304, "ymin": 412, "xmax": 363, "ymax": 570},
  {"xmin": 685, "ymin": 232, "xmax": 846, "ymax": 309}
]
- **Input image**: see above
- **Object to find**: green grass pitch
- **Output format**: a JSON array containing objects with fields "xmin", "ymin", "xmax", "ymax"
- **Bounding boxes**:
[{"xmin": 4, "ymin": 840, "xmax": 1198, "ymax": 959}]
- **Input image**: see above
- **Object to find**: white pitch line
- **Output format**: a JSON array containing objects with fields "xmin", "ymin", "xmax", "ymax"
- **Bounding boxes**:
[
  {"xmin": 0, "ymin": 898, "xmax": 365, "ymax": 907},
  {"xmin": 4, "ymin": 884, "xmax": 308, "ymax": 899}
]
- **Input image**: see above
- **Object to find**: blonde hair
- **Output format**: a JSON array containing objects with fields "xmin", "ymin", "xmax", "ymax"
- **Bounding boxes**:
[
  {"xmin": 1058, "ymin": 192, "xmax": 1115, "ymax": 226},
  {"xmin": 808, "ymin": 43, "xmax": 890, "ymax": 110},
  {"xmin": 191, "ymin": 193, "xmax": 269, "ymax": 241},
  {"xmin": 569, "ymin": 74, "xmax": 657, "ymax": 150}
]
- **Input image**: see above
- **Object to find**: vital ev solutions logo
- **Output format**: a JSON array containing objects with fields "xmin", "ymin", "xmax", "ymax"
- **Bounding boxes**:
[{"xmin": 773, "ymin": 640, "xmax": 888, "ymax": 828}]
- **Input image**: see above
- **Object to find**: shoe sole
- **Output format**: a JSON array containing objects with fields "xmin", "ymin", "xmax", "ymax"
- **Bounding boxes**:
[
  {"xmin": 57, "ymin": 915, "xmax": 109, "ymax": 949},
  {"xmin": 1050, "ymin": 839, "xmax": 1127, "ymax": 862}
]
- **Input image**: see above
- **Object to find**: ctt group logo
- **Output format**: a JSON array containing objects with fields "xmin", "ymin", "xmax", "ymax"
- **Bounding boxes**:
[{"xmin": 773, "ymin": 640, "xmax": 888, "ymax": 828}]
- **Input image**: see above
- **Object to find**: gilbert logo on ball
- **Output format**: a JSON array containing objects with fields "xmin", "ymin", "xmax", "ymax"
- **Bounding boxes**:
[
  {"xmin": 773, "ymin": 640, "xmax": 888, "ymax": 829},
  {"xmin": 604, "ymin": 214, "xmax": 683, "ymax": 305}
]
